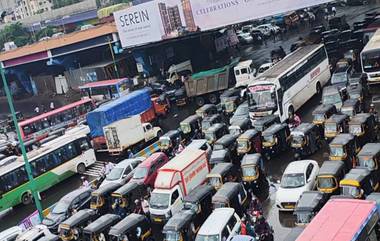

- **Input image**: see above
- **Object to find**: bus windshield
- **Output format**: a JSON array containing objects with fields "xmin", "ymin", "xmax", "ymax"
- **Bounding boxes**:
[
  {"xmin": 362, "ymin": 51, "xmax": 380, "ymax": 73},
  {"xmin": 248, "ymin": 85, "xmax": 277, "ymax": 111}
]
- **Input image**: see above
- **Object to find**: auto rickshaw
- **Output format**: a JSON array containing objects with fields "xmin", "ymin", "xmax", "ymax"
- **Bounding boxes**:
[
  {"xmin": 347, "ymin": 84, "xmax": 364, "ymax": 107},
  {"xmin": 317, "ymin": 161, "xmax": 345, "ymax": 196},
  {"xmin": 196, "ymin": 104, "xmax": 218, "ymax": 118},
  {"xmin": 324, "ymin": 114, "xmax": 349, "ymax": 141},
  {"xmin": 111, "ymin": 182, "xmax": 148, "ymax": 218},
  {"xmin": 252, "ymin": 115, "xmax": 280, "ymax": 132},
  {"xmin": 357, "ymin": 143, "xmax": 380, "ymax": 188},
  {"xmin": 180, "ymin": 115, "xmax": 202, "ymax": 140},
  {"xmin": 83, "ymin": 214, "xmax": 121, "ymax": 241},
  {"xmin": 237, "ymin": 129, "xmax": 262, "ymax": 155},
  {"xmin": 59, "ymin": 209, "xmax": 97, "ymax": 241},
  {"xmin": 201, "ymin": 114, "xmax": 222, "ymax": 134},
  {"xmin": 209, "ymin": 149, "xmax": 232, "ymax": 168},
  {"xmin": 339, "ymin": 167, "xmax": 380, "ymax": 199},
  {"xmin": 90, "ymin": 183, "xmax": 122, "ymax": 215},
  {"xmin": 241, "ymin": 153, "xmax": 269, "ymax": 200},
  {"xmin": 163, "ymin": 209, "xmax": 200, "ymax": 241},
  {"xmin": 349, "ymin": 113, "xmax": 377, "ymax": 146},
  {"xmin": 290, "ymin": 123, "xmax": 321, "ymax": 157},
  {"xmin": 108, "ymin": 214, "xmax": 152, "ymax": 241},
  {"xmin": 213, "ymin": 134, "xmax": 238, "ymax": 162},
  {"xmin": 159, "ymin": 130, "xmax": 182, "ymax": 154},
  {"xmin": 329, "ymin": 133, "xmax": 359, "ymax": 170},
  {"xmin": 262, "ymin": 123, "xmax": 290, "ymax": 160},
  {"xmin": 340, "ymin": 99, "xmax": 361, "ymax": 119},
  {"xmin": 229, "ymin": 118, "xmax": 251, "ymax": 136},
  {"xmin": 220, "ymin": 88, "xmax": 241, "ymax": 115},
  {"xmin": 294, "ymin": 191, "xmax": 328, "ymax": 226},
  {"xmin": 211, "ymin": 182, "xmax": 248, "ymax": 217},
  {"xmin": 182, "ymin": 185, "xmax": 215, "ymax": 228},
  {"xmin": 206, "ymin": 163, "xmax": 239, "ymax": 190},
  {"xmin": 204, "ymin": 123, "xmax": 228, "ymax": 145},
  {"xmin": 312, "ymin": 104, "xmax": 337, "ymax": 137}
]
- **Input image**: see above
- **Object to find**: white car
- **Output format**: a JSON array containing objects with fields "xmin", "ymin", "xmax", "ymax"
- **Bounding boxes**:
[
  {"xmin": 237, "ymin": 32, "xmax": 253, "ymax": 44},
  {"xmin": 15, "ymin": 225, "xmax": 53, "ymax": 241},
  {"xmin": 257, "ymin": 63, "xmax": 273, "ymax": 77},
  {"xmin": 0, "ymin": 226, "xmax": 22, "ymax": 241},
  {"xmin": 100, "ymin": 157, "xmax": 145, "ymax": 187},
  {"xmin": 256, "ymin": 24, "xmax": 280, "ymax": 36},
  {"xmin": 276, "ymin": 160, "xmax": 319, "ymax": 211}
]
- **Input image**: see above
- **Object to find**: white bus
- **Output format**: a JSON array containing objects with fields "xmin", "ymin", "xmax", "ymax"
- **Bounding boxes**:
[
  {"xmin": 361, "ymin": 29, "xmax": 380, "ymax": 85},
  {"xmin": 247, "ymin": 44, "xmax": 330, "ymax": 122},
  {"xmin": 0, "ymin": 127, "xmax": 96, "ymax": 211}
]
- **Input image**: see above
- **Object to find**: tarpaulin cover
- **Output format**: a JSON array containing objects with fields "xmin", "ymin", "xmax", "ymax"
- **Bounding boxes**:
[{"xmin": 87, "ymin": 88, "xmax": 151, "ymax": 137}]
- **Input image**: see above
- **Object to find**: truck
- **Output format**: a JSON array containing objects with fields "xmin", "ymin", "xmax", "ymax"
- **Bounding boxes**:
[
  {"xmin": 184, "ymin": 58, "xmax": 239, "ymax": 106},
  {"xmin": 234, "ymin": 60, "xmax": 257, "ymax": 87},
  {"xmin": 166, "ymin": 60, "xmax": 193, "ymax": 85},
  {"xmin": 149, "ymin": 148, "xmax": 209, "ymax": 223},
  {"xmin": 103, "ymin": 115, "xmax": 162, "ymax": 155}
]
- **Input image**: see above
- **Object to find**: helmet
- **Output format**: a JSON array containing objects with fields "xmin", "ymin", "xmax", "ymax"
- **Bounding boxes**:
[{"xmin": 370, "ymin": 103, "xmax": 375, "ymax": 108}]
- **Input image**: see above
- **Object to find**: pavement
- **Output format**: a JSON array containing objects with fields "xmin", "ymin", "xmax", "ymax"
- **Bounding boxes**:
[{"xmin": 1, "ymin": 2, "xmax": 380, "ymax": 240}]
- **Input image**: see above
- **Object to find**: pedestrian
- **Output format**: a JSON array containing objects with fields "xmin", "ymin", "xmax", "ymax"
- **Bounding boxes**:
[
  {"xmin": 127, "ymin": 149, "xmax": 134, "ymax": 158},
  {"xmin": 332, "ymin": 6, "xmax": 336, "ymax": 16},
  {"xmin": 240, "ymin": 216, "xmax": 247, "ymax": 235},
  {"xmin": 34, "ymin": 106, "xmax": 40, "ymax": 115},
  {"xmin": 105, "ymin": 161, "xmax": 115, "ymax": 175},
  {"xmin": 133, "ymin": 199, "xmax": 143, "ymax": 214},
  {"xmin": 81, "ymin": 176, "xmax": 90, "ymax": 188},
  {"xmin": 50, "ymin": 101, "xmax": 55, "ymax": 110},
  {"xmin": 271, "ymin": 29, "xmax": 276, "ymax": 43},
  {"xmin": 142, "ymin": 197, "xmax": 150, "ymax": 217}
]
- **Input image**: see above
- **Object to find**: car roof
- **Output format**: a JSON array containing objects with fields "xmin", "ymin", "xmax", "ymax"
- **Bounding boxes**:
[
  {"xmin": 198, "ymin": 208, "xmax": 236, "ymax": 235},
  {"xmin": 115, "ymin": 158, "xmax": 143, "ymax": 168},
  {"xmin": 138, "ymin": 152, "xmax": 166, "ymax": 167},
  {"xmin": 0, "ymin": 226, "xmax": 22, "ymax": 239},
  {"xmin": 61, "ymin": 187, "xmax": 91, "ymax": 202},
  {"xmin": 285, "ymin": 160, "xmax": 316, "ymax": 174}
]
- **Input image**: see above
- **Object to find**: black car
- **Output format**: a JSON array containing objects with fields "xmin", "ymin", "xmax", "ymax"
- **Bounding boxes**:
[{"xmin": 42, "ymin": 188, "xmax": 92, "ymax": 232}]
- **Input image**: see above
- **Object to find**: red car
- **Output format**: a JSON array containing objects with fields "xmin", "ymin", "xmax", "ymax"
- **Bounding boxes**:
[{"xmin": 130, "ymin": 152, "xmax": 169, "ymax": 187}]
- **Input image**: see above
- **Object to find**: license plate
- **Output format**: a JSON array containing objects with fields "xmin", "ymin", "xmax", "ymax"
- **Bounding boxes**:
[
  {"xmin": 154, "ymin": 218, "xmax": 162, "ymax": 222},
  {"xmin": 285, "ymin": 205, "xmax": 294, "ymax": 209}
]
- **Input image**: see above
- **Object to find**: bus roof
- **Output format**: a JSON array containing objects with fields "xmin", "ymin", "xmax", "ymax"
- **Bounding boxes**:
[
  {"xmin": 0, "ymin": 131, "xmax": 87, "ymax": 176},
  {"xmin": 257, "ymin": 44, "xmax": 323, "ymax": 81},
  {"xmin": 362, "ymin": 29, "xmax": 380, "ymax": 53},
  {"xmin": 78, "ymin": 78, "xmax": 128, "ymax": 89},
  {"xmin": 19, "ymin": 99, "xmax": 92, "ymax": 126},
  {"xmin": 296, "ymin": 199, "xmax": 377, "ymax": 241}
]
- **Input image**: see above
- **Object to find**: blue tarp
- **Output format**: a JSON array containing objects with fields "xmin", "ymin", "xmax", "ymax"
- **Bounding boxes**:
[{"xmin": 87, "ymin": 88, "xmax": 152, "ymax": 138}]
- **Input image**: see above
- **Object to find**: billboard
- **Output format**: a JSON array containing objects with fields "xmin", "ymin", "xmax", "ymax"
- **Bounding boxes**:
[{"xmin": 115, "ymin": 0, "xmax": 332, "ymax": 48}]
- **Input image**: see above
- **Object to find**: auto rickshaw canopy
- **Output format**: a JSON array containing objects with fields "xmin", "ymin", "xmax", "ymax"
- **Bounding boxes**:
[{"xmin": 83, "ymin": 214, "xmax": 121, "ymax": 234}]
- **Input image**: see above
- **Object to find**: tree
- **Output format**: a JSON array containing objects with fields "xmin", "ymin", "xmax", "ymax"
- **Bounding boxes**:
[
  {"xmin": 36, "ymin": 26, "xmax": 55, "ymax": 40},
  {"xmin": 0, "ymin": 22, "xmax": 31, "ymax": 48},
  {"xmin": 51, "ymin": 0, "xmax": 82, "ymax": 9}
]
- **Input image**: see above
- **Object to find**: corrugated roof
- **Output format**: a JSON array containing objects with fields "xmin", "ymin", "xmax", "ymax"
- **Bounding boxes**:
[{"xmin": 0, "ymin": 23, "xmax": 117, "ymax": 62}]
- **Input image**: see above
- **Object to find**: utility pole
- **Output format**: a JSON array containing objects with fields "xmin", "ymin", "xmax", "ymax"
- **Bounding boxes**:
[
  {"xmin": 108, "ymin": 37, "xmax": 120, "ymax": 78},
  {"xmin": 0, "ymin": 64, "xmax": 44, "ymax": 221}
]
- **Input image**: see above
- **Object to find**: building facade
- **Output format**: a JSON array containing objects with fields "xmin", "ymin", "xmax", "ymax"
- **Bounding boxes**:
[
  {"xmin": 158, "ymin": 2, "xmax": 171, "ymax": 35},
  {"xmin": 15, "ymin": 0, "xmax": 52, "ymax": 19}
]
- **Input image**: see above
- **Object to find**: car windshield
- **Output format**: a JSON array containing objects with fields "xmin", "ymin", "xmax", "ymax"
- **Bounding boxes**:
[
  {"xmin": 331, "ymin": 73, "xmax": 347, "ymax": 85},
  {"xmin": 341, "ymin": 186, "xmax": 361, "ymax": 197},
  {"xmin": 330, "ymin": 146, "xmax": 344, "ymax": 157},
  {"xmin": 263, "ymin": 135, "xmax": 274, "ymax": 143},
  {"xmin": 341, "ymin": 107, "xmax": 353, "ymax": 117},
  {"xmin": 242, "ymin": 166, "xmax": 257, "ymax": 177},
  {"xmin": 106, "ymin": 168, "xmax": 124, "ymax": 181},
  {"xmin": 325, "ymin": 123, "xmax": 337, "ymax": 133},
  {"xmin": 296, "ymin": 212, "xmax": 313, "ymax": 224},
  {"xmin": 160, "ymin": 138, "xmax": 171, "ymax": 147},
  {"xmin": 281, "ymin": 173, "xmax": 305, "ymax": 188},
  {"xmin": 180, "ymin": 123, "xmax": 191, "ymax": 134},
  {"xmin": 225, "ymin": 101, "xmax": 235, "ymax": 112},
  {"xmin": 133, "ymin": 167, "xmax": 148, "ymax": 179},
  {"xmin": 313, "ymin": 114, "xmax": 325, "ymax": 122},
  {"xmin": 208, "ymin": 177, "xmax": 221, "ymax": 187},
  {"xmin": 318, "ymin": 176, "xmax": 336, "ymax": 189},
  {"xmin": 349, "ymin": 124, "xmax": 362, "ymax": 135},
  {"xmin": 195, "ymin": 235, "xmax": 219, "ymax": 241},
  {"xmin": 323, "ymin": 94, "xmax": 341, "ymax": 105},
  {"xmin": 362, "ymin": 51, "xmax": 380, "ymax": 72},
  {"xmin": 164, "ymin": 231, "xmax": 180, "ymax": 241},
  {"xmin": 237, "ymin": 141, "xmax": 248, "ymax": 150},
  {"xmin": 149, "ymin": 192, "xmax": 169, "ymax": 209},
  {"xmin": 52, "ymin": 199, "xmax": 71, "ymax": 214},
  {"xmin": 292, "ymin": 135, "xmax": 304, "ymax": 145},
  {"xmin": 359, "ymin": 157, "xmax": 376, "ymax": 170}
]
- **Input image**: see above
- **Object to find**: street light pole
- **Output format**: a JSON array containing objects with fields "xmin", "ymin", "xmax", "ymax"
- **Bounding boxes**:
[
  {"xmin": 108, "ymin": 38, "xmax": 120, "ymax": 78},
  {"xmin": 0, "ymin": 65, "xmax": 44, "ymax": 221}
]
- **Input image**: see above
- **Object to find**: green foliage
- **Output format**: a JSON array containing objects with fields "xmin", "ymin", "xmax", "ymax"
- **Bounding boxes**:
[
  {"xmin": 96, "ymin": 0, "xmax": 132, "ymax": 8},
  {"xmin": 36, "ymin": 26, "xmax": 56, "ymax": 40},
  {"xmin": 51, "ymin": 0, "xmax": 82, "ymax": 9},
  {"xmin": 0, "ymin": 22, "xmax": 31, "ymax": 48}
]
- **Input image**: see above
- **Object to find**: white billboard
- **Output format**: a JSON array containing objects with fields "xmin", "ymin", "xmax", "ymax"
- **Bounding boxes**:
[
  {"xmin": 114, "ymin": 1, "xmax": 164, "ymax": 48},
  {"xmin": 191, "ymin": 0, "xmax": 332, "ymax": 31}
]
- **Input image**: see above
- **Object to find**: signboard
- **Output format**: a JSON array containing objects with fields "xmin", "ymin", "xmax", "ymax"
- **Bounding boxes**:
[{"xmin": 116, "ymin": 0, "xmax": 332, "ymax": 48}]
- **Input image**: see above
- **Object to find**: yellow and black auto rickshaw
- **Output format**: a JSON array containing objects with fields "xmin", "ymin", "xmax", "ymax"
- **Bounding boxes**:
[
  {"xmin": 90, "ymin": 183, "xmax": 122, "ymax": 215},
  {"xmin": 83, "ymin": 214, "xmax": 121, "ymax": 241},
  {"xmin": 339, "ymin": 168, "xmax": 380, "ymax": 199},
  {"xmin": 108, "ymin": 214, "xmax": 152, "ymax": 241},
  {"xmin": 241, "ymin": 153, "xmax": 269, "ymax": 200},
  {"xmin": 251, "ymin": 115, "xmax": 280, "ymax": 132},
  {"xmin": 211, "ymin": 182, "xmax": 248, "ymax": 217},
  {"xmin": 201, "ymin": 114, "xmax": 222, "ymax": 135},
  {"xmin": 294, "ymin": 191, "xmax": 328, "ymax": 226},
  {"xmin": 162, "ymin": 210, "xmax": 198, "ymax": 241},
  {"xmin": 329, "ymin": 133, "xmax": 359, "ymax": 170},
  {"xmin": 195, "ymin": 104, "xmax": 218, "ymax": 118},
  {"xmin": 324, "ymin": 114, "xmax": 349, "ymax": 141},
  {"xmin": 312, "ymin": 104, "xmax": 337, "ymax": 137},
  {"xmin": 237, "ymin": 129, "xmax": 262, "ymax": 155},
  {"xmin": 159, "ymin": 129, "xmax": 183, "ymax": 155},
  {"xmin": 349, "ymin": 113, "xmax": 377, "ymax": 147},
  {"xmin": 220, "ymin": 88, "xmax": 241, "ymax": 115},
  {"xmin": 340, "ymin": 98, "xmax": 361, "ymax": 119},
  {"xmin": 206, "ymin": 163, "xmax": 239, "ymax": 190},
  {"xmin": 357, "ymin": 143, "xmax": 380, "ymax": 188},
  {"xmin": 59, "ymin": 209, "xmax": 97, "ymax": 241},
  {"xmin": 262, "ymin": 123, "xmax": 290, "ymax": 160},
  {"xmin": 204, "ymin": 123, "xmax": 228, "ymax": 145},
  {"xmin": 180, "ymin": 115, "xmax": 202, "ymax": 141},
  {"xmin": 317, "ymin": 161, "xmax": 345, "ymax": 196},
  {"xmin": 290, "ymin": 123, "xmax": 322, "ymax": 158}
]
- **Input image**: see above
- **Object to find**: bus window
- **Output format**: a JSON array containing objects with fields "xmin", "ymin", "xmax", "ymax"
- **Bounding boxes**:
[{"xmin": 77, "ymin": 138, "xmax": 90, "ymax": 152}]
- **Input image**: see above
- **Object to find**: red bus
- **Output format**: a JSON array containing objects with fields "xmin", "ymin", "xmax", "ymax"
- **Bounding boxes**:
[
  {"xmin": 18, "ymin": 99, "xmax": 95, "ymax": 141},
  {"xmin": 297, "ymin": 199, "xmax": 380, "ymax": 241}
]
